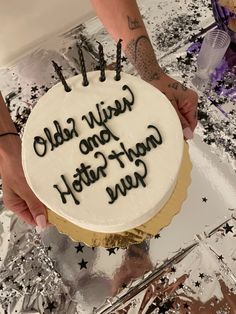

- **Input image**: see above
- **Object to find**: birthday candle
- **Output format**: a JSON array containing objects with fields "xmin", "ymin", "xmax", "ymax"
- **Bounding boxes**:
[
  {"xmin": 97, "ymin": 41, "xmax": 106, "ymax": 82},
  {"xmin": 52, "ymin": 61, "xmax": 71, "ymax": 92},
  {"xmin": 115, "ymin": 39, "xmax": 123, "ymax": 81},
  {"xmin": 77, "ymin": 45, "xmax": 89, "ymax": 86}
]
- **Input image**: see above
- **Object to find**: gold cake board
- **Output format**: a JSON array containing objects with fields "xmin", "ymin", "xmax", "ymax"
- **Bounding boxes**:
[{"xmin": 47, "ymin": 142, "xmax": 191, "ymax": 248}]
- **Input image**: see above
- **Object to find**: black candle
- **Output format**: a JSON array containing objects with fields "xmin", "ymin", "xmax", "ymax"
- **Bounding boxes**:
[
  {"xmin": 115, "ymin": 39, "xmax": 123, "ymax": 81},
  {"xmin": 97, "ymin": 41, "xmax": 106, "ymax": 82},
  {"xmin": 52, "ymin": 61, "xmax": 71, "ymax": 92},
  {"xmin": 77, "ymin": 44, "xmax": 89, "ymax": 86}
]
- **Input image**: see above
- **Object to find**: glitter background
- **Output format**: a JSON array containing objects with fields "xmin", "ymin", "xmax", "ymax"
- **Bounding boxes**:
[{"xmin": 0, "ymin": 0, "xmax": 235, "ymax": 313}]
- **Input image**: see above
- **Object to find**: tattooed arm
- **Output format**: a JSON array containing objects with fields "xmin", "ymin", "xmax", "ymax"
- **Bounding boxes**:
[
  {"xmin": 91, "ymin": 0, "xmax": 162, "ymax": 81},
  {"xmin": 91, "ymin": 0, "xmax": 198, "ymax": 139}
]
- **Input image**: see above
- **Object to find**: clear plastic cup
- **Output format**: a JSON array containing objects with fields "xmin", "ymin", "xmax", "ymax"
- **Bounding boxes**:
[{"xmin": 196, "ymin": 29, "xmax": 231, "ymax": 79}]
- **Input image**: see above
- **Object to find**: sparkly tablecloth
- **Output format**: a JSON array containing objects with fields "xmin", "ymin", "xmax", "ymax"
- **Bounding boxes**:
[{"xmin": 0, "ymin": 1, "xmax": 236, "ymax": 313}]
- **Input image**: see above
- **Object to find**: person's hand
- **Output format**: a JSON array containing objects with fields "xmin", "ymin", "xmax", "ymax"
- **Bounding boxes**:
[
  {"xmin": 0, "ymin": 135, "xmax": 47, "ymax": 228},
  {"xmin": 150, "ymin": 73, "xmax": 198, "ymax": 140}
]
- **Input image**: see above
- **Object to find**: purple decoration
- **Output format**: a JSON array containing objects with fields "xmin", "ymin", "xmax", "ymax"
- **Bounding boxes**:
[
  {"xmin": 211, "ymin": 0, "xmax": 236, "ymax": 43},
  {"xmin": 188, "ymin": 30, "xmax": 236, "ymax": 101}
]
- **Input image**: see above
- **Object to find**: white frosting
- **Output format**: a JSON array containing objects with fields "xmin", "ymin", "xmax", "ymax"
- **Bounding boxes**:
[{"xmin": 22, "ymin": 71, "xmax": 183, "ymax": 233}]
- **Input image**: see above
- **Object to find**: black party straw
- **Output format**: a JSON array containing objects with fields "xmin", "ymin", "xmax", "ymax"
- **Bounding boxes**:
[
  {"xmin": 96, "ymin": 41, "xmax": 106, "ymax": 82},
  {"xmin": 52, "ymin": 61, "xmax": 71, "ymax": 92},
  {"xmin": 115, "ymin": 39, "xmax": 122, "ymax": 81},
  {"xmin": 77, "ymin": 44, "xmax": 89, "ymax": 86}
]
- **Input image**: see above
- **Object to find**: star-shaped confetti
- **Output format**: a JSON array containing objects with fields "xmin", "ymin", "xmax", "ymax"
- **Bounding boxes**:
[
  {"xmin": 195, "ymin": 281, "xmax": 201, "ymax": 287},
  {"xmin": 206, "ymin": 124, "xmax": 214, "ymax": 132},
  {"xmin": 202, "ymin": 197, "xmax": 208, "ymax": 202},
  {"xmin": 183, "ymin": 302, "xmax": 189, "ymax": 309},
  {"xmin": 78, "ymin": 258, "xmax": 88, "ymax": 270},
  {"xmin": 30, "ymin": 94, "xmax": 38, "ymax": 100},
  {"xmin": 177, "ymin": 56, "xmax": 183, "ymax": 63},
  {"xmin": 75, "ymin": 243, "xmax": 84, "ymax": 253},
  {"xmin": 106, "ymin": 248, "xmax": 116, "ymax": 255},
  {"xmin": 5, "ymin": 276, "xmax": 12, "ymax": 282},
  {"xmin": 121, "ymin": 56, "xmax": 127, "ymax": 62},
  {"xmin": 223, "ymin": 223, "xmax": 234, "ymax": 234},
  {"xmin": 199, "ymin": 273, "xmax": 204, "ymax": 279},
  {"xmin": 158, "ymin": 299, "xmax": 174, "ymax": 313},
  {"xmin": 218, "ymin": 255, "xmax": 224, "ymax": 261},
  {"xmin": 15, "ymin": 112, "xmax": 22, "ymax": 121},
  {"xmin": 45, "ymin": 301, "xmax": 57, "ymax": 313},
  {"xmin": 26, "ymin": 284, "xmax": 31, "ymax": 291},
  {"xmin": 171, "ymin": 267, "xmax": 176, "ymax": 273},
  {"xmin": 160, "ymin": 277, "xmax": 168, "ymax": 284},
  {"xmin": 31, "ymin": 86, "xmax": 38, "ymax": 93},
  {"xmin": 154, "ymin": 233, "xmax": 160, "ymax": 239}
]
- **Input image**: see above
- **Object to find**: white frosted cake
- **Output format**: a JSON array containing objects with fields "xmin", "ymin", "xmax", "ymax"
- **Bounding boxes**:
[{"xmin": 22, "ymin": 71, "xmax": 183, "ymax": 233}]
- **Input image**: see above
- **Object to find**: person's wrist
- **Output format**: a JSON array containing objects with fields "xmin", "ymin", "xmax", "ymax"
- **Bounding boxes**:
[
  {"xmin": 0, "ymin": 135, "xmax": 21, "ymax": 164},
  {"xmin": 148, "ymin": 72, "xmax": 170, "ymax": 89},
  {"xmin": 136, "ymin": 62, "xmax": 166, "ymax": 85}
]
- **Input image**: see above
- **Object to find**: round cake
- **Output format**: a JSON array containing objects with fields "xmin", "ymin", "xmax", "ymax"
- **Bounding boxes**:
[{"xmin": 22, "ymin": 70, "xmax": 183, "ymax": 233}]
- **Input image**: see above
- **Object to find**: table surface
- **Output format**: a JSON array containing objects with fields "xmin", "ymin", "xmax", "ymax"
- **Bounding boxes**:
[{"xmin": 0, "ymin": 0, "xmax": 236, "ymax": 313}]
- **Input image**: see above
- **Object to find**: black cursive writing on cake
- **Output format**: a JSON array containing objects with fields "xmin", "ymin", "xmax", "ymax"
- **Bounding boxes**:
[
  {"xmin": 33, "ymin": 118, "xmax": 78, "ymax": 157},
  {"xmin": 52, "ymin": 123, "xmax": 163, "ymax": 206},
  {"xmin": 106, "ymin": 159, "xmax": 147, "ymax": 204},
  {"xmin": 79, "ymin": 124, "xmax": 120, "ymax": 155},
  {"xmin": 53, "ymin": 152, "xmax": 108, "ymax": 205},
  {"xmin": 108, "ymin": 125, "xmax": 162, "ymax": 168},
  {"xmin": 81, "ymin": 85, "xmax": 135, "ymax": 129}
]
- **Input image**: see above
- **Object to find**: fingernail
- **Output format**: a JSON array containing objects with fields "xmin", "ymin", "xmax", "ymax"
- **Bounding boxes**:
[
  {"xmin": 183, "ymin": 127, "xmax": 193, "ymax": 140},
  {"xmin": 35, "ymin": 214, "xmax": 47, "ymax": 229}
]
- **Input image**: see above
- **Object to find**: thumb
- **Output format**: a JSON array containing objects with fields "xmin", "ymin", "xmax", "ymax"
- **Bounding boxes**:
[
  {"xmin": 22, "ymin": 186, "xmax": 47, "ymax": 228},
  {"xmin": 171, "ymin": 99, "xmax": 193, "ymax": 140}
]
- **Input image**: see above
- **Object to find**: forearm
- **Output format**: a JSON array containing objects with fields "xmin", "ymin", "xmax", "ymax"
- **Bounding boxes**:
[
  {"xmin": 0, "ymin": 92, "xmax": 17, "ymax": 133},
  {"xmin": 91, "ymin": 0, "xmax": 164, "ymax": 82},
  {"xmin": 0, "ymin": 92, "xmax": 20, "ymax": 162}
]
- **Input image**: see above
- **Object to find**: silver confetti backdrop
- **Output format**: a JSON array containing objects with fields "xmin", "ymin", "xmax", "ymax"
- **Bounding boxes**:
[{"xmin": 0, "ymin": 0, "xmax": 235, "ymax": 313}]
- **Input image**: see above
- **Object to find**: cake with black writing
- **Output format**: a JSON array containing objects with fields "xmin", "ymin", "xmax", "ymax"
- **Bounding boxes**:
[{"xmin": 22, "ymin": 70, "xmax": 183, "ymax": 233}]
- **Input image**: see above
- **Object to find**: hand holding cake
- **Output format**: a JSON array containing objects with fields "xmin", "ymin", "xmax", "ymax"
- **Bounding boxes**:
[
  {"xmin": 92, "ymin": 0, "xmax": 198, "ymax": 140},
  {"xmin": 0, "ymin": 0, "xmax": 198, "ymax": 228},
  {"xmin": 0, "ymin": 93, "xmax": 47, "ymax": 228}
]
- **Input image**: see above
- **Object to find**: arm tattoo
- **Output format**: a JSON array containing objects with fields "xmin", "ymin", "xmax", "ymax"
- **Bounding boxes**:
[
  {"xmin": 125, "ymin": 35, "xmax": 163, "ymax": 82},
  {"xmin": 127, "ymin": 15, "xmax": 141, "ymax": 30},
  {"xmin": 168, "ymin": 82, "xmax": 188, "ymax": 92}
]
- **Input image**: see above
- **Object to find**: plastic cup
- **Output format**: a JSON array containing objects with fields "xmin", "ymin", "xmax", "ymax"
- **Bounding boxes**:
[{"xmin": 196, "ymin": 29, "xmax": 231, "ymax": 79}]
